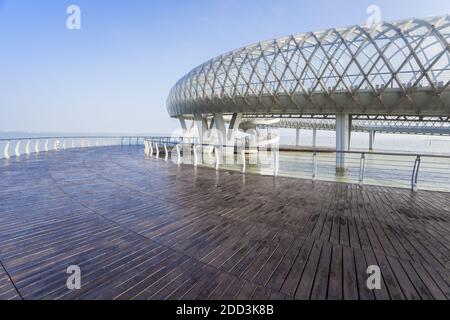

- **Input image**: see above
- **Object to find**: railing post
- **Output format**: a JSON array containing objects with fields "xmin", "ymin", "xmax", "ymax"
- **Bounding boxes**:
[
  {"xmin": 121, "ymin": 137, "xmax": 124, "ymax": 146},
  {"xmin": 149, "ymin": 141, "xmax": 154, "ymax": 157},
  {"xmin": 34, "ymin": 140, "xmax": 40, "ymax": 153},
  {"xmin": 136, "ymin": 137, "xmax": 139, "ymax": 146},
  {"xmin": 164, "ymin": 144, "xmax": 168, "ymax": 161},
  {"xmin": 359, "ymin": 153, "xmax": 366, "ymax": 187},
  {"xmin": 53, "ymin": 140, "xmax": 59, "ymax": 150},
  {"xmin": 193, "ymin": 144, "xmax": 198, "ymax": 167},
  {"xmin": 25, "ymin": 140, "xmax": 31, "ymax": 155},
  {"xmin": 241, "ymin": 149, "xmax": 246, "ymax": 173},
  {"xmin": 44, "ymin": 139, "xmax": 49, "ymax": 152},
  {"xmin": 128, "ymin": 137, "xmax": 132, "ymax": 146},
  {"xmin": 273, "ymin": 149, "xmax": 279, "ymax": 177},
  {"xmin": 3, "ymin": 141, "xmax": 10, "ymax": 159},
  {"xmin": 215, "ymin": 146, "xmax": 220, "ymax": 171},
  {"xmin": 312, "ymin": 152, "xmax": 318, "ymax": 180},
  {"xmin": 155, "ymin": 142, "xmax": 160, "ymax": 158},
  {"xmin": 411, "ymin": 156, "xmax": 421, "ymax": 192},
  {"xmin": 144, "ymin": 140, "xmax": 150, "ymax": 155},
  {"xmin": 176, "ymin": 144, "xmax": 181, "ymax": 165},
  {"xmin": 15, "ymin": 141, "xmax": 21, "ymax": 157}
]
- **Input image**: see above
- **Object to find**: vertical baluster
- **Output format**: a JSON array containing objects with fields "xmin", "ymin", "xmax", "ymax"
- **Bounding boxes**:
[
  {"xmin": 149, "ymin": 142, "xmax": 154, "ymax": 156},
  {"xmin": 155, "ymin": 143, "xmax": 159, "ymax": 158},
  {"xmin": 312, "ymin": 152, "xmax": 318, "ymax": 180},
  {"xmin": 164, "ymin": 144, "xmax": 168, "ymax": 161},
  {"xmin": 3, "ymin": 141, "xmax": 10, "ymax": 159},
  {"xmin": 34, "ymin": 140, "xmax": 40, "ymax": 153},
  {"xmin": 44, "ymin": 139, "xmax": 49, "ymax": 152},
  {"xmin": 215, "ymin": 147, "xmax": 220, "ymax": 171},
  {"xmin": 176, "ymin": 144, "xmax": 181, "ymax": 165},
  {"xmin": 53, "ymin": 139, "xmax": 59, "ymax": 150},
  {"xmin": 411, "ymin": 156, "xmax": 421, "ymax": 192},
  {"xmin": 15, "ymin": 141, "xmax": 21, "ymax": 157},
  {"xmin": 273, "ymin": 149, "xmax": 279, "ymax": 177},
  {"xmin": 144, "ymin": 141, "xmax": 150, "ymax": 155},
  {"xmin": 359, "ymin": 153, "xmax": 366, "ymax": 187},
  {"xmin": 241, "ymin": 149, "xmax": 246, "ymax": 173},
  {"xmin": 193, "ymin": 144, "xmax": 198, "ymax": 167},
  {"xmin": 24, "ymin": 140, "xmax": 30, "ymax": 155}
]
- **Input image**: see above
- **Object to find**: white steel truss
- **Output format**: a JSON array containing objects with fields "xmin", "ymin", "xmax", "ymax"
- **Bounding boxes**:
[{"xmin": 167, "ymin": 15, "xmax": 450, "ymax": 117}]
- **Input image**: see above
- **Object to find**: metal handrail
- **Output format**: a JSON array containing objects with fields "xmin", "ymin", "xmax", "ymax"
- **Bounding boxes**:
[
  {"xmin": 144, "ymin": 137, "xmax": 450, "ymax": 192},
  {"xmin": 0, "ymin": 135, "xmax": 167, "ymax": 159}
]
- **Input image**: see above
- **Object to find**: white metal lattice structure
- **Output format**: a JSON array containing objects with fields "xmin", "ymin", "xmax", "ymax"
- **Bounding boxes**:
[
  {"xmin": 264, "ymin": 118, "xmax": 450, "ymax": 135},
  {"xmin": 167, "ymin": 15, "xmax": 450, "ymax": 118}
]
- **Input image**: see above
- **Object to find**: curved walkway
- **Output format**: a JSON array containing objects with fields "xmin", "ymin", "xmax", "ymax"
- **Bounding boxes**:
[{"xmin": 0, "ymin": 146, "xmax": 449, "ymax": 300}]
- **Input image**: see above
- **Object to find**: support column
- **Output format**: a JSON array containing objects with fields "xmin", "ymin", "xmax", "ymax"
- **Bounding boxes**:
[
  {"xmin": 336, "ymin": 113, "xmax": 350, "ymax": 176},
  {"xmin": 369, "ymin": 130, "xmax": 375, "ymax": 151},
  {"xmin": 213, "ymin": 113, "xmax": 227, "ymax": 147},
  {"xmin": 194, "ymin": 115, "xmax": 208, "ymax": 143},
  {"xmin": 178, "ymin": 116, "xmax": 187, "ymax": 131},
  {"xmin": 213, "ymin": 113, "xmax": 227, "ymax": 165},
  {"xmin": 194, "ymin": 114, "xmax": 208, "ymax": 163},
  {"xmin": 227, "ymin": 113, "xmax": 242, "ymax": 143},
  {"xmin": 312, "ymin": 128, "xmax": 317, "ymax": 148},
  {"xmin": 295, "ymin": 129, "xmax": 300, "ymax": 146}
]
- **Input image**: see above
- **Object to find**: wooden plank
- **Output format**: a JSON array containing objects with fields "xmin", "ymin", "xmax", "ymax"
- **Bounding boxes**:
[{"xmin": 0, "ymin": 146, "xmax": 449, "ymax": 300}]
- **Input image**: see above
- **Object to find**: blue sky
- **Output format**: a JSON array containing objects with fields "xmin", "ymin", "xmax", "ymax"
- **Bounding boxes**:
[{"xmin": 0, "ymin": 0, "xmax": 449, "ymax": 134}]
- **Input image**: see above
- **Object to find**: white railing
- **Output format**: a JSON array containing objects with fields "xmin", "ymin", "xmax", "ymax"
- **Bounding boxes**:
[
  {"xmin": 144, "ymin": 137, "xmax": 450, "ymax": 193},
  {"xmin": 0, "ymin": 135, "xmax": 163, "ymax": 159}
]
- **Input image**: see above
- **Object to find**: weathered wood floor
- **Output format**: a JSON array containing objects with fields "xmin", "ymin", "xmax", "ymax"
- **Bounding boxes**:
[{"xmin": 0, "ymin": 146, "xmax": 449, "ymax": 300}]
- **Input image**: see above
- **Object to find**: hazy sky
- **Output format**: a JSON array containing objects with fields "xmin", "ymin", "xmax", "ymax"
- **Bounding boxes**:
[{"xmin": 1, "ymin": 0, "xmax": 449, "ymax": 134}]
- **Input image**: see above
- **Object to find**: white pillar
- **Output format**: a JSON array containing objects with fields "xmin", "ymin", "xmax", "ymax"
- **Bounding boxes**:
[
  {"xmin": 213, "ymin": 113, "xmax": 226, "ymax": 147},
  {"xmin": 336, "ymin": 113, "xmax": 350, "ymax": 175},
  {"xmin": 227, "ymin": 113, "xmax": 242, "ymax": 142},
  {"xmin": 369, "ymin": 130, "xmax": 375, "ymax": 151},
  {"xmin": 178, "ymin": 117, "xmax": 187, "ymax": 131},
  {"xmin": 312, "ymin": 128, "xmax": 317, "ymax": 148},
  {"xmin": 194, "ymin": 114, "xmax": 208, "ymax": 163},
  {"xmin": 44, "ymin": 139, "xmax": 49, "ymax": 152},
  {"xmin": 155, "ymin": 142, "xmax": 159, "ymax": 157},
  {"xmin": 295, "ymin": 129, "xmax": 300, "ymax": 146},
  {"xmin": 15, "ymin": 141, "xmax": 21, "ymax": 157},
  {"xmin": 164, "ymin": 144, "xmax": 168, "ymax": 161},
  {"xmin": 25, "ymin": 140, "xmax": 31, "ymax": 155},
  {"xmin": 144, "ymin": 141, "xmax": 150, "ymax": 155},
  {"xmin": 34, "ymin": 140, "xmax": 40, "ymax": 153},
  {"xmin": 149, "ymin": 142, "xmax": 154, "ymax": 157},
  {"xmin": 3, "ymin": 141, "xmax": 10, "ymax": 159}
]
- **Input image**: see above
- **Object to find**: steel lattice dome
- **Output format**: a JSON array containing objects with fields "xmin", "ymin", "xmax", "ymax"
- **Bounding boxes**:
[{"xmin": 167, "ymin": 15, "xmax": 450, "ymax": 118}]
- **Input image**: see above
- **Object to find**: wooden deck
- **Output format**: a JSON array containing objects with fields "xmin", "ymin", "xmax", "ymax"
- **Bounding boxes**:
[{"xmin": 0, "ymin": 146, "xmax": 449, "ymax": 300}]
